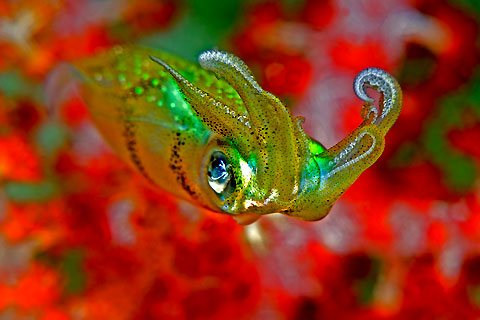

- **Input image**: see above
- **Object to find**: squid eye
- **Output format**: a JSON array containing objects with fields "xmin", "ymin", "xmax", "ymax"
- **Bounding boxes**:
[{"xmin": 207, "ymin": 151, "xmax": 236, "ymax": 199}]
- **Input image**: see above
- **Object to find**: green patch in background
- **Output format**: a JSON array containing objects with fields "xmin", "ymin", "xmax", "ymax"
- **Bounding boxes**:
[
  {"xmin": 61, "ymin": 249, "xmax": 87, "ymax": 294},
  {"xmin": 354, "ymin": 257, "xmax": 381, "ymax": 306},
  {"xmin": 35, "ymin": 249, "xmax": 87, "ymax": 294},
  {"xmin": 35, "ymin": 122, "xmax": 68, "ymax": 157},
  {"xmin": 0, "ymin": 72, "xmax": 42, "ymax": 101},
  {"xmin": 139, "ymin": 0, "xmax": 244, "ymax": 61},
  {"xmin": 4, "ymin": 180, "xmax": 58, "ymax": 203},
  {"xmin": 420, "ymin": 71, "xmax": 480, "ymax": 193},
  {"xmin": 450, "ymin": 0, "xmax": 480, "ymax": 18}
]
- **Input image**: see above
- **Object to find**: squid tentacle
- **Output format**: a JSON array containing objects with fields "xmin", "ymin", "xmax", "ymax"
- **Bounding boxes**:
[
  {"xmin": 354, "ymin": 67, "xmax": 402, "ymax": 132},
  {"xmin": 199, "ymin": 50, "xmax": 263, "ymax": 94},
  {"xmin": 319, "ymin": 67, "xmax": 401, "ymax": 196},
  {"xmin": 288, "ymin": 68, "xmax": 402, "ymax": 221},
  {"xmin": 325, "ymin": 129, "xmax": 380, "ymax": 179},
  {"xmin": 328, "ymin": 67, "xmax": 401, "ymax": 167},
  {"xmin": 198, "ymin": 50, "xmax": 308, "ymax": 201},
  {"xmin": 149, "ymin": 55, "xmax": 251, "ymax": 140},
  {"xmin": 289, "ymin": 125, "xmax": 385, "ymax": 221}
]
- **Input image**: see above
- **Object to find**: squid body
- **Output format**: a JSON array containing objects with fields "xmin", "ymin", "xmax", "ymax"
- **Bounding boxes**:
[{"xmin": 73, "ymin": 46, "xmax": 402, "ymax": 224}]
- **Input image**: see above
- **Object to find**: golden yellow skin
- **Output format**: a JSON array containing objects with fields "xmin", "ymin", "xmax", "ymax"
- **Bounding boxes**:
[{"xmin": 73, "ymin": 46, "xmax": 402, "ymax": 223}]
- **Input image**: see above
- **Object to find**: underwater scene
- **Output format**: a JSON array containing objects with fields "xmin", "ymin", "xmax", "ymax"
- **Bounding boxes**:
[{"xmin": 1, "ymin": 0, "xmax": 480, "ymax": 319}]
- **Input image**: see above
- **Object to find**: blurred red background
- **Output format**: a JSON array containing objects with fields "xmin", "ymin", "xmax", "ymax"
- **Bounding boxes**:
[{"xmin": 1, "ymin": 0, "xmax": 480, "ymax": 319}]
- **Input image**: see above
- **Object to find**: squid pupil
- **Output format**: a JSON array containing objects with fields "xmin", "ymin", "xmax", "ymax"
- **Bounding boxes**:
[
  {"xmin": 210, "ymin": 158, "xmax": 228, "ymax": 182},
  {"xmin": 207, "ymin": 152, "xmax": 235, "ymax": 198}
]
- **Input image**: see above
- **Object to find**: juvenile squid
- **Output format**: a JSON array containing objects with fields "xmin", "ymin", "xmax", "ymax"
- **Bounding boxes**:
[{"xmin": 73, "ymin": 46, "xmax": 402, "ymax": 224}]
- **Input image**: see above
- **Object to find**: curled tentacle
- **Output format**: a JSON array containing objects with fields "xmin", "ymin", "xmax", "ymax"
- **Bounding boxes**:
[
  {"xmin": 354, "ymin": 67, "xmax": 402, "ymax": 132},
  {"xmin": 198, "ymin": 50, "xmax": 273, "ymax": 141},
  {"xmin": 327, "ymin": 68, "xmax": 401, "ymax": 169},
  {"xmin": 199, "ymin": 50, "xmax": 263, "ymax": 95},
  {"xmin": 289, "ymin": 67, "xmax": 402, "ymax": 221}
]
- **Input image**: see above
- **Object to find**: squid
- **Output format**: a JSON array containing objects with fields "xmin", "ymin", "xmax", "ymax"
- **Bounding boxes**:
[{"xmin": 72, "ymin": 46, "xmax": 402, "ymax": 224}]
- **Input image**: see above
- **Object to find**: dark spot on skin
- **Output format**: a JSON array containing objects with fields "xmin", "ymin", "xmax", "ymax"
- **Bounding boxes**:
[
  {"xmin": 119, "ymin": 106, "xmax": 154, "ymax": 184},
  {"xmin": 169, "ymin": 132, "xmax": 197, "ymax": 197}
]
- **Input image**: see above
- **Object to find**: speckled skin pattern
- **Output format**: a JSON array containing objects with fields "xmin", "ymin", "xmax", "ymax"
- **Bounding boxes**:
[{"xmin": 74, "ymin": 46, "xmax": 402, "ymax": 221}]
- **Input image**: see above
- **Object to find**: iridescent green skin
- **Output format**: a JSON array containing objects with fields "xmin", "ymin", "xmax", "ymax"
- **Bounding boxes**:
[{"xmin": 74, "ymin": 46, "xmax": 402, "ymax": 222}]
